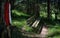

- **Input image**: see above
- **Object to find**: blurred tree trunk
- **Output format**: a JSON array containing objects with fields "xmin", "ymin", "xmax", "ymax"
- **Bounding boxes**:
[
  {"xmin": 47, "ymin": 0, "xmax": 51, "ymax": 19},
  {"xmin": 58, "ymin": 1, "xmax": 60, "ymax": 11},
  {"xmin": 55, "ymin": 0, "xmax": 58, "ymax": 20},
  {"xmin": 34, "ymin": 4, "xmax": 40, "ymax": 18},
  {"xmin": 0, "ymin": 1, "xmax": 1, "ymax": 22},
  {"xmin": 0, "ymin": 1, "xmax": 2, "ymax": 38},
  {"xmin": 26, "ymin": 0, "xmax": 40, "ymax": 17},
  {"xmin": 10, "ymin": 0, "xmax": 15, "ymax": 9},
  {"xmin": 0, "ymin": 0, "xmax": 5, "ymax": 38},
  {"xmin": 26, "ymin": 0, "xmax": 30, "ymax": 15}
]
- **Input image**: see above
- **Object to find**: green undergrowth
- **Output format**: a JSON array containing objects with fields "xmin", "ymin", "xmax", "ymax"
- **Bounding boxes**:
[
  {"xmin": 11, "ymin": 9, "xmax": 60, "ymax": 38},
  {"xmin": 12, "ymin": 10, "xmax": 33, "ymax": 32},
  {"xmin": 47, "ymin": 23, "xmax": 60, "ymax": 38}
]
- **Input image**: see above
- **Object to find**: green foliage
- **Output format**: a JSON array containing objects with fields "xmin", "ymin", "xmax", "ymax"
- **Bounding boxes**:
[
  {"xmin": 12, "ymin": 10, "xmax": 32, "ymax": 32},
  {"xmin": 11, "ymin": 0, "xmax": 60, "ymax": 38},
  {"xmin": 47, "ymin": 23, "xmax": 60, "ymax": 38}
]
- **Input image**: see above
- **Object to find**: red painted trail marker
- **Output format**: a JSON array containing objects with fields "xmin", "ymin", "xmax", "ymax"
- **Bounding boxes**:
[{"xmin": 4, "ymin": 2, "xmax": 11, "ymax": 26}]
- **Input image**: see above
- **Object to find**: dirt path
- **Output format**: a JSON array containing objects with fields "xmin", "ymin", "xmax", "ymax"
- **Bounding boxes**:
[
  {"xmin": 40, "ymin": 26, "xmax": 48, "ymax": 38},
  {"xmin": 22, "ymin": 26, "xmax": 48, "ymax": 38}
]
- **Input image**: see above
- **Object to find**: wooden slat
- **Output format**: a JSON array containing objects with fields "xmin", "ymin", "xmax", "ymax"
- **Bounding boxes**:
[
  {"xmin": 27, "ymin": 15, "xmax": 36, "ymax": 25},
  {"xmin": 32, "ymin": 19, "xmax": 40, "ymax": 28},
  {"xmin": 31, "ymin": 18, "xmax": 40, "ymax": 28}
]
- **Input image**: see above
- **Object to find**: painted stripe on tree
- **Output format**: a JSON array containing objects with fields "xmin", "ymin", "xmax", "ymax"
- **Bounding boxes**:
[{"xmin": 4, "ymin": 2, "xmax": 11, "ymax": 26}]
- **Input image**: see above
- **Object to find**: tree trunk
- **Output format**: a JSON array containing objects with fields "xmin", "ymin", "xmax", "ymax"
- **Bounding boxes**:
[
  {"xmin": 32, "ymin": 0, "xmax": 40, "ymax": 19},
  {"xmin": 47, "ymin": 0, "xmax": 51, "ymax": 19},
  {"xmin": 34, "ymin": 4, "xmax": 40, "ymax": 18},
  {"xmin": 54, "ymin": 0, "xmax": 58, "ymax": 21},
  {"xmin": 10, "ymin": 0, "xmax": 15, "ymax": 9}
]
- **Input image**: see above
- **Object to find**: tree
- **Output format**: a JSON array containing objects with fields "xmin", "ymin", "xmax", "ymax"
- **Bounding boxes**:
[
  {"xmin": 26, "ymin": 0, "xmax": 40, "ymax": 17},
  {"xmin": 10, "ymin": 0, "xmax": 15, "ymax": 9},
  {"xmin": 55, "ymin": 0, "xmax": 59, "ymax": 20},
  {"xmin": 47, "ymin": 0, "xmax": 51, "ymax": 19}
]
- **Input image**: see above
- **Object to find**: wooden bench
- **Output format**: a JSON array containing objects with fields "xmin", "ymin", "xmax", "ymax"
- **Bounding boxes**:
[{"xmin": 27, "ymin": 15, "xmax": 36, "ymax": 26}]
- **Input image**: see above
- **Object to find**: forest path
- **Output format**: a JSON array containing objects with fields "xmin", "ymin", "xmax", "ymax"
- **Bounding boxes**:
[
  {"xmin": 40, "ymin": 26, "xmax": 48, "ymax": 38},
  {"xmin": 22, "ymin": 25, "xmax": 48, "ymax": 38}
]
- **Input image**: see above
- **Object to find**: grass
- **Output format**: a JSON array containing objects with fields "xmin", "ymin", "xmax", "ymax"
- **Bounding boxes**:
[
  {"xmin": 12, "ymin": 10, "xmax": 29, "ymax": 16},
  {"xmin": 12, "ymin": 10, "xmax": 33, "ymax": 32},
  {"xmin": 47, "ymin": 23, "xmax": 60, "ymax": 38}
]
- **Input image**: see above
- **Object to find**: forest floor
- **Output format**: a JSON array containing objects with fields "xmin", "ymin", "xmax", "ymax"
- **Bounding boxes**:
[{"xmin": 11, "ymin": 10, "xmax": 60, "ymax": 38}]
